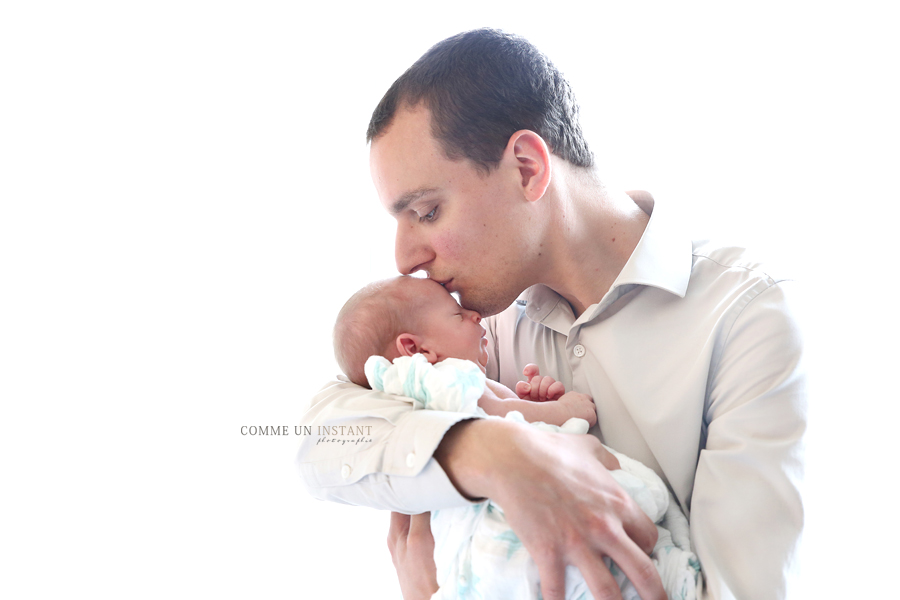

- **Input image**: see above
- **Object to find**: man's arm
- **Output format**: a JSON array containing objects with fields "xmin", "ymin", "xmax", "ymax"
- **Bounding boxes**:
[
  {"xmin": 297, "ymin": 376, "xmax": 663, "ymax": 600},
  {"xmin": 692, "ymin": 281, "xmax": 807, "ymax": 599},
  {"xmin": 295, "ymin": 378, "xmax": 480, "ymax": 513}
]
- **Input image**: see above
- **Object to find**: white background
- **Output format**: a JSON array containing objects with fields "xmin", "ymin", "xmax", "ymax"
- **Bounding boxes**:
[{"xmin": 2, "ymin": 1, "xmax": 897, "ymax": 598}]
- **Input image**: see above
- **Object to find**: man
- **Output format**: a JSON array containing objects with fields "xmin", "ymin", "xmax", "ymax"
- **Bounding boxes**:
[{"xmin": 297, "ymin": 29, "xmax": 806, "ymax": 600}]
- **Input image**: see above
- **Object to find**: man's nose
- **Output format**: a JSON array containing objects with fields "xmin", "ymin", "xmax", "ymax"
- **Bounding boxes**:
[{"xmin": 395, "ymin": 224, "xmax": 434, "ymax": 275}]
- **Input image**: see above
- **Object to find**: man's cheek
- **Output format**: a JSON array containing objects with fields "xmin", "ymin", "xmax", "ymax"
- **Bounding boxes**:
[{"xmin": 433, "ymin": 233, "xmax": 465, "ymax": 261}]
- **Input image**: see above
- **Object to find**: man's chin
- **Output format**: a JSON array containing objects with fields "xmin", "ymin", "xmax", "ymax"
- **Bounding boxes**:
[{"xmin": 459, "ymin": 294, "xmax": 515, "ymax": 318}]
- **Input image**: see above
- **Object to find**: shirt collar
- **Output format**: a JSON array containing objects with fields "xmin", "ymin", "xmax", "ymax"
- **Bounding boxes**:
[{"xmin": 522, "ymin": 194, "xmax": 693, "ymax": 327}]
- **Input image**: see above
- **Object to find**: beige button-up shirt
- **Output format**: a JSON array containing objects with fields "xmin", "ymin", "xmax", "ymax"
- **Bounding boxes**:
[{"xmin": 296, "ymin": 198, "xmax": 807, "ymax": 600}]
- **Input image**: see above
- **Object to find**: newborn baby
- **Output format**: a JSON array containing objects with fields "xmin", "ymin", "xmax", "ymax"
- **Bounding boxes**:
[
  {"xmin": 334, "ymin": 275, "xmax": 598, "ymax": 428},
  {"xmin": 333, "ymin": 275, "xmax": 701, "ymax": 600}
]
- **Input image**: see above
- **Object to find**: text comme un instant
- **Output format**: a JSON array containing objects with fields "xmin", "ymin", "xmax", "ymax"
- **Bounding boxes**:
[{"xmin": 240, "ymin": 425, "xmax": 374, "ymax": 436}]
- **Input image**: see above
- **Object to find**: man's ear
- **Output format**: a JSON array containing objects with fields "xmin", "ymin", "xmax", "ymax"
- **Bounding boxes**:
[
  {"xmin": 395, "ymin": 333, "xmax": 439, "ymax": 363},
  {"xmin": 504, "ymin": 130, "xmax": 551, "ymax": 202}
]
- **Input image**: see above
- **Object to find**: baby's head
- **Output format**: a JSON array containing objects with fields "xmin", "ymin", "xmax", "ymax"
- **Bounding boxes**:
[{"xmin": 334, "ymin": 276, "xmax": 488, "ymax": 387}]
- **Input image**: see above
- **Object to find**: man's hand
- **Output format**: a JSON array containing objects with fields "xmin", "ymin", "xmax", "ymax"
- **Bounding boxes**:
[
  {"xmin": 387, "ymin": 512, "xmax": 439, "ymax": 600},
  {"xmin": 435, "ymin": 419, "xmax": 664, "ymax": 600},
  {"xmin": 515, "ymin": 363, "xmax": 566, "ymax": 401}
]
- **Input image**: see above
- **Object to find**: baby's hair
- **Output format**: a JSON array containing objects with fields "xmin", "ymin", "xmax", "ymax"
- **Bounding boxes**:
[{"xmin": 333, "ymin": 277, "xmax": 419, "ymax": 387}]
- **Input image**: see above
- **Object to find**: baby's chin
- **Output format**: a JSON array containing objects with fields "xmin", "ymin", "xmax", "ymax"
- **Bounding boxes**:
[
  {"xmin": 477, "ymin": 338, "xmax": 489, "ymax": 373},
  {"xmin": 462, "ymin": 352, "xmax": 488, "ymax": 373}
]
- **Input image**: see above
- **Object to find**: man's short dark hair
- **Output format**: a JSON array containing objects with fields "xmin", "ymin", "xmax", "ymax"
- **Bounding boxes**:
[{"xmin": 366, "ymin": 28, "xmax": 593, "ymax": 173}]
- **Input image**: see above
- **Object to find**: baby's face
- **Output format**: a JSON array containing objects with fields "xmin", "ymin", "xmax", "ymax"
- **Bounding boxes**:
[{"xmin": 407, "ymin": 278, "xmax": 489, "ymax": 371}]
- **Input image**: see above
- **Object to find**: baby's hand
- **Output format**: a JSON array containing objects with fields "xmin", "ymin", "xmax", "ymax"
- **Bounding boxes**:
[
  {"xmin": 557, "ymin": 391, "xmax": 597, "ymax": 428},
  {"xmin": 515, "ymin": 364, "xmax": 565, "ymax": 402}
]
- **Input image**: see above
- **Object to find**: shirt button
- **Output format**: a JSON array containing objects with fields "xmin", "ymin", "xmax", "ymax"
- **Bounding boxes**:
[
  {"xmin": 573, "ymin": 344, "xmax": 586, "ymax": 358},
  {"xmin": 341, "ymin": 464, "xmax": 351, "ymax": 479},
  {"xmin": 458, "ymin": 575, "xmax": 467, "ymax": 586},
  {"xmin": 406, "ymin": 453, "xmax": 416, "ymax": 468}
]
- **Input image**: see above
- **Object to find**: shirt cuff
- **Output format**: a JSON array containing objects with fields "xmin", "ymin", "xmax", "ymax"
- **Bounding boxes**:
[
  {"xmin": 388, "ymin": 456, "xmax": 479, "ymax": 514},
  {"xmin": 297, "ymin": 410, "xmax": 482, "ymax": 512}
]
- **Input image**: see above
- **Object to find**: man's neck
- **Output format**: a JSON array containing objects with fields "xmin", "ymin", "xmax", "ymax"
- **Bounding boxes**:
[{"xmin": 535, "ymin": 166, "xmax": 650, "ymax": 318}]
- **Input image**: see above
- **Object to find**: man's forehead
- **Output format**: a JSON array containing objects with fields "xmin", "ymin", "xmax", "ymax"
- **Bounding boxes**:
[
  {"xmin": 369, "ymin": 105, "xmax": 434, "ymax": 160},
  {"xmin": 369, "ymin": 106, "xmax": 444, "ymax": 203}
]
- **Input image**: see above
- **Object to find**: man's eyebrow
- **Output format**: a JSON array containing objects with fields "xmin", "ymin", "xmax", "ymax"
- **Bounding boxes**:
[{"xmin": 390, "ymin": 187, "xmax": 439, "ymax": 215}]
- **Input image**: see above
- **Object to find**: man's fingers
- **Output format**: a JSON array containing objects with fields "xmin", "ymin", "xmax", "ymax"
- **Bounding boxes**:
[
  {"xmin": 579, "ymin": 438, "xmax": 656, "ymax": 553},
  {"xmin": 388, "ymin": 512, "xmax": 440, "ymax": 599},
  {"xmin": 572, "ymin": 552, "xmax": 623, "ymax": 600},
  {"xmin": 535, "ymin": 556, "xmax": 568, "ymax": 600},
  {"xmin": 536, "ymin": 532, "xmax": 663, "ymax": 600},
  {"xmin": 621, "ymin": 553, "xmax": 667, "ymax": 600},
  {"xmin": 621, "ymin": 506, "xmax": 659, "ymax": 556},
  {"xmin": 600, "ymin": 536, "xmax": 665, "ymax": 600},
  {"xmin": 597, "ymin": 495, "xmax": 664, "ymax": 599},
  {"xmin": 407, "ymin": 512, "xmax": 433, "ymax": 542},
  {"xmin": 388, "ymin": 511, "xmax": 411, "ymax": 548}
]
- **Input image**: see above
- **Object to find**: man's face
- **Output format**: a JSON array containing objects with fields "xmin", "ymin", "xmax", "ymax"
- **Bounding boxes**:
[
  {"xmin": 405, "ymin": 277, "xmax": 489, "ymax": 371},
  {"xmin": 369, "ymin": 105, "xmax": 536, "ymax": 317}
]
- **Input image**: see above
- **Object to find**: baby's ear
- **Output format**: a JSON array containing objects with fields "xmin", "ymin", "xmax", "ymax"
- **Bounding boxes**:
[
  {"xmin": 395, "ymin": 334, "xmax": 439, "ymax": 364},
  {"xmin": 395, "ymin": 333, "xmax": 421, "ymax": 358}
]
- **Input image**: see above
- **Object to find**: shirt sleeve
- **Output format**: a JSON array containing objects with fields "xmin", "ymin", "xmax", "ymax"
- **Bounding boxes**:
[
  {"xmin": 691, "ymin": 280, "xmax": 807, "ymax": 600},
  {"xmin": 295, "ymin": 377, "xmax": 481, "ymax": 514}
]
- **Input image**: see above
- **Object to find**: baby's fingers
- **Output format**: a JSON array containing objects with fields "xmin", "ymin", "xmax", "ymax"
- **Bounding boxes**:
[
  {"xmin": 537, "ymin": 376, "xmax": 556, "ymax": 401},
  {"xmin": 515, "ymin": 380, "xmax": 532, "ymax": 399},
  {"xmin": 547, "ymin": 381, "xmax": 566, "ymax": 400},
  {"xmin": 525, "ymin": 376, "xmax": 546, "ymax": 401},
  {"xmin": 522, "ymin": 363, "xmax": 541, "ymax": 379},
  {"xmin": 518, "ymin": 370, "xmax": 564, "ymax": 401},
  {"xmin": 520, "ymin": 376, "xmax": 545, "ymax": 401}
]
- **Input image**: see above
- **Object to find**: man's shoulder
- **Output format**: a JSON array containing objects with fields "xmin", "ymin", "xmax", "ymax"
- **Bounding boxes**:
[{"xmin": 690, "ymin": 239, "xmax": 791, "ymax": 287}]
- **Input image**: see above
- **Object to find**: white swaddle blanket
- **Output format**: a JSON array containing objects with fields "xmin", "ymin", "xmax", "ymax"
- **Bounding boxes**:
[{"xmin": 365, "ymin": 354, "xmax": 702, "ymax": 600}]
